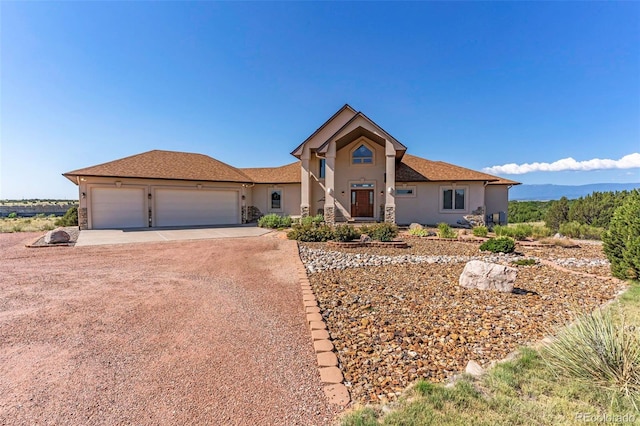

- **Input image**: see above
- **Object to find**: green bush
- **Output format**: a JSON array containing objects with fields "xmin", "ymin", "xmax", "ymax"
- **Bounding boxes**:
[
  {"xmin": 333, "ymin": 224, "xmax": 361, "ymax": 242},
  {"xmin": 296, "ymin": 214, "xmax": 324, "ymax": 226},
  {"xmin": 603, "ymin": 190, "xmax": 640, "ymax": 280},
  {"xmin": 54, "ymin": 206, "xmax": 78, "ymax": 227},
  {"xmin": 531, "ymin": 225, "xmax": 553, "ymax": 239},
  {"xmin": 472, "ymin": 226, "xmax": 488, "ymax": 237},
  {"xmin": 7, "ymin": 212, "xmax": 18, "ymax": 219},
  {"xmin": 360, "ymin": 223, "xmax": 399, "ymax": 242},
  {"xmin": 287, "ymin": 223, "xmax": 334, "ymax": 242},
  {"xmin": 480, "ymin": 236, "xmax": 516, "ymax": 254},
  {"xmin": 512, "ymin": 258, "xmax": 537, "ymax": 266},
  {"xmin": 258, "ymin": 213, "xmax": 292, "ymax": 229},
  {"xmin": 409, "ymin": 227, "xmax": 429, "ymax": 237},
  {"xmin": 559, "ymin": 221, "xmax": 603, "ymax": 240},
  {"xmin": 494, "ymin": 224, "xmax": 532, "ymax": 241},
  {"xmin": 542, "ymin": 308, "xmax": 640, "ymax": 397},
  {"xmin": 437, "ymin": 222, "xmax": 457, "ymax": 239}
]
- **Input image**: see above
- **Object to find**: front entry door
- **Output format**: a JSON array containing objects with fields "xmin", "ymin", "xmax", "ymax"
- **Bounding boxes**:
[{"xmin": 351, "ymin": 189, "xmax": 374, "ymax": 217}]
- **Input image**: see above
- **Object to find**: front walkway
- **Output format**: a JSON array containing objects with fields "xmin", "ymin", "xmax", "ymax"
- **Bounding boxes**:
[{"xmin": 75, "ymin": 225, "xmax": 271, "ymax": 246}]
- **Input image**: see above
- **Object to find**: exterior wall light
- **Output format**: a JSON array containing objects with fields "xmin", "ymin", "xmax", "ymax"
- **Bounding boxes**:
[{"xmin": 387, "ymin": 187, "xmax": 394, "ymax": 194}]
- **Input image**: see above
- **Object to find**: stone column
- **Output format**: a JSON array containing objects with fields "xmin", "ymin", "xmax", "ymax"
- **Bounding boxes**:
[
  {"xmin": 323, "ymin": 142, "xmax": 336, "ymax": 225},
  {"xmin": 301, "ymin": 148, "xmax": 311, "ymax": 218},
  {"xmin": 384, "ymin": 139, "xmax": 396, "ymax": 224}
]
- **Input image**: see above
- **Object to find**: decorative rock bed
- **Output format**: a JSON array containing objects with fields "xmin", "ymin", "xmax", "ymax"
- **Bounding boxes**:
[{"xmin": 298, "ymin": 239, "xmax": 625, "ymax": 404}]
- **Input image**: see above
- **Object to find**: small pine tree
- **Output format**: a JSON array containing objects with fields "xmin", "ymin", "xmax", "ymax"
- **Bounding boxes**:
[
  {"xmin": 544, "ymin": 196, "xmax": 570, "ymax": 232},
  {"xmin": 602, "ymin": 190, "xmax": 640, "ymax": 280}
]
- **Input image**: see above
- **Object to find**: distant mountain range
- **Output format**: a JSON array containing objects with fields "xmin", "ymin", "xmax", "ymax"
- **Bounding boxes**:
[{"xmin": 509, "ymin": 183, "xmax": 640, "ymax": 201}]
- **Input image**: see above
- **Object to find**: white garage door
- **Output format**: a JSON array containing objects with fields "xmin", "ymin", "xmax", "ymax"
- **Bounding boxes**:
[
  {"xmin": 91, "ymin": 187, "xmax": 146, "ymax": 229},
  {"xmin": 154, "ymin": 189, "xmax": 239, "ymax": 227}
]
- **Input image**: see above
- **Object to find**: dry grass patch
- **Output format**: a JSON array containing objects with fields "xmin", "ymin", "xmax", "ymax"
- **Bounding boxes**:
[{"xmin": 0, "ymin": 216, "xmax": 58, "ymax": 233}]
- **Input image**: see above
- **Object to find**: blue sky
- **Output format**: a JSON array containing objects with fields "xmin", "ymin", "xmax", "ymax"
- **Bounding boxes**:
[{"xmin": 1, "ymin": 1, "xmax": 639, "ymax": 199}]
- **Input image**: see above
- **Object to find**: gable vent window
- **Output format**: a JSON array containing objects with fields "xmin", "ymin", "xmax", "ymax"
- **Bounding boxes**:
[{"xmin": 352, "ymin": 145, "xmax": 373, "ymax": 164}]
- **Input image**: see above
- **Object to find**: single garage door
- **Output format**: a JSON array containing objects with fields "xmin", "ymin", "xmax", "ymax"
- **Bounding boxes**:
[
  {"xmin": 154, "ymin": 189, "xmax": 239, "ymax": 227},
  {"xmin": 91, "ymin": 187, "xmax": 146, "ymax": 229}
]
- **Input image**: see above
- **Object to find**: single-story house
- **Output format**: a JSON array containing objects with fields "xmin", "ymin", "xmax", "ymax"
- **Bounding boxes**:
[{"xmin": 63, "ymin": 104, "xmax": 519, "ymax": 230}]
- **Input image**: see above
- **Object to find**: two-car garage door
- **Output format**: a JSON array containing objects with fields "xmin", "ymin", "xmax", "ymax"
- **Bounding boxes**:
[
  {"xmin": 90, "ymin": 186, "xmax": 239, "ymax": 229},
  {"xmin": 154, "ymin": 189, "xmax": 238, "ymax": 227}
]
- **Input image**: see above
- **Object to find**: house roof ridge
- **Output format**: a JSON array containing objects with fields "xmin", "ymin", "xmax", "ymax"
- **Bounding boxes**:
[{"xmin": 290, "ymin": 104, "xmax": 357, "ymax": 157}]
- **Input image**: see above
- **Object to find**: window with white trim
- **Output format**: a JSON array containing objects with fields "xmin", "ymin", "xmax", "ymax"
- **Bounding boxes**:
[
  {"xmin": 441, "ymin": 186, "xmax": 466, "ymax": 211},
  {"xmin": 395, "ymin": 186, "xmax": 416, "ymax": 198},
  {"xmin": 352, "ymin": 144, "xmax": 373, "ymax": 164}
]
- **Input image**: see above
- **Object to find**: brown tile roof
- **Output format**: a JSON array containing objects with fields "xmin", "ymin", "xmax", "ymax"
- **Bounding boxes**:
[
  {"xmin": 63, "ymin": 150, "xmax": 253, "ymax": 183},
  {"xmin": 241, "ymin": 162, "xmax": 301, "ymax": 183},
  {"xmin": 397, "ymin": 154, "xmax": 519, "ymax": 184}
]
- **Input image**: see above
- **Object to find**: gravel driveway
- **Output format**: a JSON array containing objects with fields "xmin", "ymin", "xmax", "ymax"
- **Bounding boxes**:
[{"xmin": 0, "ymin": 233, "xmax": 337, "ymax": 425}]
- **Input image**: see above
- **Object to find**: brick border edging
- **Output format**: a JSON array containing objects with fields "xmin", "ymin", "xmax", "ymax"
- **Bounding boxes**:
[{"xmin": 289, "ymin": 240, "xmax": 351, "ymax": 407}]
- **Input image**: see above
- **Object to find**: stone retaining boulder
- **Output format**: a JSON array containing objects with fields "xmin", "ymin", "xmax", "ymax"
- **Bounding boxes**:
[
  {"xmin": 459, "ymin": 260, "xmax": 516, "ymax": 293},
  {"xmin": 44, "ymin": 228, "xmax": 71, "ymax": 244}
]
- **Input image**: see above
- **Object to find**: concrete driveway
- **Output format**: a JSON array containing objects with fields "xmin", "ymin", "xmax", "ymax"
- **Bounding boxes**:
[{"xmin": 76, "ymin": 224, "xmax": 272, "ymax": 246}]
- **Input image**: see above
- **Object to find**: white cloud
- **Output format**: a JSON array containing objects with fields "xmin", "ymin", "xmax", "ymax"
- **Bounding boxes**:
[{"xmin": 483, "ymin": 153, "xmax": 640, "ymax": 175}]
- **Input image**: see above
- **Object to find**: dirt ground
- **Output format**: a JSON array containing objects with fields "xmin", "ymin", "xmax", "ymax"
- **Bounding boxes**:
[{"xmin": 0, "ymin": 233, "xmax": 337, "ymax": 425}]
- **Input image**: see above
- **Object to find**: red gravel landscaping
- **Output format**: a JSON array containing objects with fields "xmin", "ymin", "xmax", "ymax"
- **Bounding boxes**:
[{"xmin": 0, "ymin": 232, "xmax": 338, "ymax": 425}]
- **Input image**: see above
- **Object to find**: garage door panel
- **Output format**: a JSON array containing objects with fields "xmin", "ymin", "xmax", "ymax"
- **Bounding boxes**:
[
  {"xmin": 91, "ymin": 187, "xmax": 146, "ymax": 229},
  {"xmin": 155, "ymin": 189, "xmax": 239, "ymax": 227}
]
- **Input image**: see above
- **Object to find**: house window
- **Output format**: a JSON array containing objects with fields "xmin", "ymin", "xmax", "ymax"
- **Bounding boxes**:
[
  {"xmin": 441, "ymin": 187, "xmax": 466, "ymax": 211},
  {"xmin": 319, "ymin": 158, "xmax": 326, "ymax": 179},
  {"xmin": 270, "ymin": 189, "xmax": 282, "ymax": 211},
  {"xmin": 395, "ymin": 186, "xmax": 416, "ymax": 198},
  {"xmin": 352, "ymin": 144, "xmax": 373, "ymax": 164}
]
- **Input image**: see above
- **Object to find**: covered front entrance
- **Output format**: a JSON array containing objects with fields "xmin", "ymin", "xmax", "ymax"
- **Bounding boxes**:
[{"xmin": 351, "ymin": 189, "xmax": 374, "ymax": 218}]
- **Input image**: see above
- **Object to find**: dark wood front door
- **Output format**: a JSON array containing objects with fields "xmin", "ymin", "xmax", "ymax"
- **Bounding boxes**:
[{"xmin": 351, "ymin": 189, "xmax": 374, "ymax": 217}]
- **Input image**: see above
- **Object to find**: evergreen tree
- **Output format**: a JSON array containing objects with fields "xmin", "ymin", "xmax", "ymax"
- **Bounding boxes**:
[{"xmin": 603, "ymin": 190, "xmax": 640, "ymax": 280}]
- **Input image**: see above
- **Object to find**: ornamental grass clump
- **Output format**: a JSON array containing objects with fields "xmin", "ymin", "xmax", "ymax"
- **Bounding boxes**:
[
  {"xmin": 472, "ymin": 225, "xmax": 488, "ymax": 237},
  {"xmin": 542, "ymin": 308, "xmax": 640, "ymax": 400},
  {"xmin": 437, "ymin": 222, "xmax": 457, "ymax": 239}
]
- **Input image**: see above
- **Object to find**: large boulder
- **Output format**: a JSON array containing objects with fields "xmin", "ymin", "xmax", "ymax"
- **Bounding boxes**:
[
  {"xmin": 409, "ymin": 223, "xmax": 424, "ymax": 230},
  {"xmin": 459, "ymin": 260, "xmax": 516, "ymax": 293},
  {"xmin": 44, "ymin": 227, "xmax": 71, "ymax": 244}
]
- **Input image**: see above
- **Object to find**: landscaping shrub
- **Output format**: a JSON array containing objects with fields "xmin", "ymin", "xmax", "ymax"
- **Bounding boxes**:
[
  {"xmin": 542, "ymin": 308, "xmax": 640, "ymax": 398},
  {"xmin": 531, "ymin": 225, "xmax": 553, "ymax": 239},
  {"xmin": 512, "ymin": 258, "xmax": 537, "ymax": 266},
  {"xmin": 495, "ymin": 224, "xmax": 532, "ymax": 240},
  {"xmin": 409, "ymin": 227, "xmax": 429, "ymax": 237},
  {"xmin": 603, "ymin": 190, "xmax": 640, "ymax": 280},
  {"xmin": 287, "ymin": 223, "xmax": 334, "ymax": 242},
  {"xmin": 360, "ymin": 223, "xmax": 399, "ymax": 242},
  {"xmin": 480, "ymin": 236, "xmax": 516, "ymax": 254},
  {"xmin": 7, "ymin": 212, "xmax": 18, "ymax": 219},
  {"xmin": 297, "ymin": 214, "xmax": 324, "ymax": 226},
  {"xmin": 437, "ymin": 222, "xmax": 457, "ymax": 239},
  {"xmin": 333, "ymin": 224, "xmax": 361, "ymax": 242},
  {"xmin": 472, "ymin": 226, "xmax": 488, "ymax": 237},
  {"xmin": 55, "ymin": 206, "xmax": 78, "ymax": 227},
  {"xmin": 258, "ymin": 213, "xmax": 292, "ymax": 229},
  {"xmin": 559, "ymin": 221, "xmax": 603, "ymax": 240}
]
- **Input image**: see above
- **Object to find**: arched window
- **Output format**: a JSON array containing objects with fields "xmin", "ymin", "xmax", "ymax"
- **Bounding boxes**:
[{"xmin": 352, "ymin": 144, "xmax": 373, "ymax": 164}]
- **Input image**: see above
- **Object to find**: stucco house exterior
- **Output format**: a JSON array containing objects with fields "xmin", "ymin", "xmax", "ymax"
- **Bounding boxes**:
[{"xmin": 63, "ymin": 104, "xmax": 519, "ymax": 230}]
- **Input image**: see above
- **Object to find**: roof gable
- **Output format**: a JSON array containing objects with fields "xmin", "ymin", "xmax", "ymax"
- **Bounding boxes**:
[
  {"xmin": 291, "ymin": 104, "xmax": 357, "ymax": 157},
  {"xmin": 63, "ymin": 150, "xmax": 253, "ymax": 184},
  {"xmin": 316, "ymin": 112, "xmax": 406, "ymax": 158}
]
